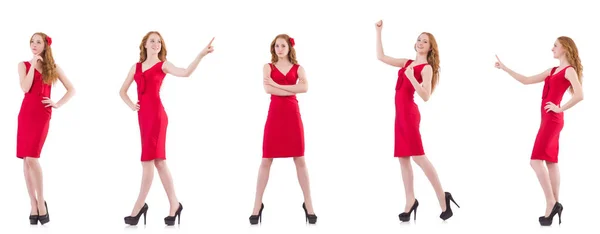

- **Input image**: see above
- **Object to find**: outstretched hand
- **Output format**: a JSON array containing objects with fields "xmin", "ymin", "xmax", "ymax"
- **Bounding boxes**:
[
  {"xmin": 494, "ymin": 54, "xmax": 506, "ymax": 70},
  {"xmin": 201, "ymin": 37, "xmax": 215, "ymax": 56}
]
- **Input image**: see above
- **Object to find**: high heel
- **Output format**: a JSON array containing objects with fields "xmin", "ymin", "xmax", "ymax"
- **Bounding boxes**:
[
  {"xmin": 439, "ymin": 192, "xmax": 460, "ymax": 221},
  {"xmin": 29, "ymin": 215, "xmax": 39, "ymax": 225},
  {"xmin": 29, "ymin": 209, "xmax": 39, "ymax": 225},
  {"xmin": 124, "ymin": 203, "xmax": 148, "ymax": 226},
  {"xmin": 539, "ymin": 202, "xmax": 563, "ymax": 226},
  {"xmin": 302, "ymin": 202, "xmax": 317, "ymax": 224},
  {"xmin": 249, "ymin": 203, "xmax": 264, "ymax": 225},
  {"xmin": 164, "ymin": 202, "xmax": 183, "ymax": 226},
  {"xmin": 399, "ymin": 199, "xmax": 419, "ymax": 222},
  {"xmin": 38, "ymin": 201, "xmax": 50, "ymax": 225}
]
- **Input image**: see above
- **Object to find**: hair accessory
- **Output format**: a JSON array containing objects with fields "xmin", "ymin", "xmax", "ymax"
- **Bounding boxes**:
[
  {"xmin": 46, "ymin": 36, "xmax": 52, "ymax": 46},
  {"xmin": 289, "ymin": 37, "xmax": 295, "ymax": 47}
]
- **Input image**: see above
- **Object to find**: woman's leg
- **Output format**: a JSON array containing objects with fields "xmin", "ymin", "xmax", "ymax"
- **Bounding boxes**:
[
  {"xmin": 23, "ymin": 159, "xmax": 38, "ymax": 215},
  {"xmin": 25, "ymin": 158, "xmax": 46, "ymax": 215},
  {"xmin": 252, "ymin": 158, "xmax": 273, "ymax": 215},
  {"xmin": 154, "ymin": 159, "xmax": 180, "ymax": 216},
  {"xmin": 294, "ymin": 157, "xmax": 315, "ymax": 214},
  {"xmin": 530, "ymin": 160, "xmax": 556, "ymax": 216},
  {"xmin": 546, "ymin": 162, "xmax": 560, "ymax": 202},
  {"xmin": 398, "ymin": 157, "xmax": 416, "ymax": 212},
  {"xmin": 130, "ymin": 161, "xmax": 155, "ymax": 216},
  {"xmin": 412, "ymin": 156, "xmax": 446, "ymax": 211}
]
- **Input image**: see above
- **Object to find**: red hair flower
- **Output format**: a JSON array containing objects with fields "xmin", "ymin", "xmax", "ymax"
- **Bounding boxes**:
[
  {"xmin": 46, "ymin": 36, "xmax": 52, "ymax": 46},
  {"xmin": 289, "ymin": 37, "xmax": 295, "ymax": 47}
]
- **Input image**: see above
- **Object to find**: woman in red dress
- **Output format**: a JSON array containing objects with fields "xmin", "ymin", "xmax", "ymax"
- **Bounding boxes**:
[
  {"xmin": 375, "ymin": 20, "xmax": 459, "ymax": 222},
  {"xmin": 119, "ymin": 31, "xmax": 214, "ymax": 226},
  {"xmin": 494, "ymin": 36, "xmax": 584, "ymax": 226},
  {"xmin": 17, "ymin": 32, "xmax": 76, "ymax": 225},
  {"xmin": 249, "ymin": 34, "xmax": 317, "ymax": 225}
]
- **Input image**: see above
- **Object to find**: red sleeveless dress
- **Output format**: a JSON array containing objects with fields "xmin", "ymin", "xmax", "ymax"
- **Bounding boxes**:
[
  {"xmin": 531, "ymin": 66, "xmax": 572, "ymax": 163},
  {"xmin": 134, "ymin": 61, "xmax": 168, "ymax": 161},
  {"xmin": 262, "ymin": 63, "xmax": 305, "ymax": 158},
  {"xmin": 17, "ymin": 61, "xmax": 52, "ymax": 159},
  {"xmin": 394, "ymin": 60, "xmax": 427, "ymax": 157}
]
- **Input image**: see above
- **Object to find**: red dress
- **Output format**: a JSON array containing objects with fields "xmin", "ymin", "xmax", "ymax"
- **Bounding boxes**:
[
  {"xmin": 17, "ymin": 61, "xmax": 52, "ymax": 159},
  {"xmin": 134, "ymin": 61, "xmax": 168, "ymax": 161},
  {"xmin": 531, "ymin": 66, "xmax": 572, "ymax": 163},
  {"xmin": 262, "ymin": 63, "xmax": 305, "ymax": 158},
  {"xmin": 394, "ymin": 60, "xmax": 427, "ymax": 157}
]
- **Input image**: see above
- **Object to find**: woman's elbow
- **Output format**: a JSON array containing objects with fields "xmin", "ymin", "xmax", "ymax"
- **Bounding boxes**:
[
  {"xmin": 21, "ymin": 85, "xmax": 30, "ymax": 93},
  {"xmin": 264, "ymin": 86, "xmax": 273, "ymax": 94},
  {"xmin": 421, "ymin": 93, "xmax": 431, "ymax": 102}
]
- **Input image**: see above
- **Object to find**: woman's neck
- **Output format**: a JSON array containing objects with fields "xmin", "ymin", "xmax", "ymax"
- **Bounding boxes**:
[{"xmin": 558, "ymin": 56, "xmax": 570, "ymax": 67}]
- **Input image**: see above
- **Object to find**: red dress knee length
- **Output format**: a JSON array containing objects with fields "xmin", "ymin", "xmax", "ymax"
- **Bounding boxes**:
[
  {"xmin": 262, "ymin": 63, "xmax": 305, "ymax": 158},
  {"xmin": 134, "ymin": 61, "xmax": 168, "ymax": 161},
  {"xmin": 394, "ymin": 60, "xmax": 427, "ymax": 157},
  {"xmin": 531, "ymin": 66, "xmax": 572, "ymax": 163},
  {"xmin": 17, "ymin": 61, "xmax": 52, "ymax": 159}
]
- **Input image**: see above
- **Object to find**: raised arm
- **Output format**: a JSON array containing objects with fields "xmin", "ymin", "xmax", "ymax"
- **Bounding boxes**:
[
  {"xmin": 405, "ymin": 65, "xmax": 433, "ymax": 102},
  {"xmin": 557, "ymin": 67, "xmax": 584, "ymax": 112},
  {"xmin": 263, "ymin": 64, "xmax": 295, "ymax": 96},
  {"xmin": 119, "ymin": 64, "xmax": 139, "ymax": 111},
  {"xmin": 375, "ymin": 20, "xmax": 408, "ymax": 68},
  {"xmin": 49, "ymin": 65, "xmax": 76, "ymax": 108},
  {"xmin": 164, "ymin": 37, "xmax": 214, "ymax": 77},
  {"xmin": 495, "ymin": 55, "xmax": 551, "ymax": 85}
]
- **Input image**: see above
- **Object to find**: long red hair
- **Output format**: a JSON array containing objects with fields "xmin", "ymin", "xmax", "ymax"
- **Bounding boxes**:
[
  {"xmin": 139, "ymin": 31, "xmax": 167, "ymax": 62},
  {"xmin": 557, "ymin": 36, "xmax": 583, "ymax": 94},
  {"xmin": 270, "ymin": 34, "xmax": 297, "ymax": 64},
  {"xmin": 420, "ymin": 32, "xmax": 440, "ymax": 93},
  {"xmin": 31, "ymin": 32, "xmax": 58, "ymax": 85}
]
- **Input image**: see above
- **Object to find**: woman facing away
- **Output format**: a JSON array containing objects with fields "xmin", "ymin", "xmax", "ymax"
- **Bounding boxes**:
[
  {"xmin": 494, "ymin": 36, "xmax": 584, "ymax": 226},
  {"xmin": 17, "ymin": 32, "xmax": 76, "ymax": 225},
  {"xmin": 375, "ymin": 20, "xmax": 459, "ymax": 222},
  {"xmin": 119, "ymin": 31, "xmax": 214, "ymax": 226},
  {"xmin": 249, "ymin": 34, "xmax": 318, "ymax": 225}
]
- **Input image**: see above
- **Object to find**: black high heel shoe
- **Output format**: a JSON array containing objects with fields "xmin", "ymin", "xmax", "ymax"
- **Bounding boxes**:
[
  {"xmin": 38, "ymin": 201, "xmax": 50, "ymax": 225},
  {"xmin": 29, "ymin": 208, "xmax": 39, "ymax": 225},
  {"xmin": 399, "ymin": 199, "xmax": 419, "ymax": 222},
  {"xmin": 539, "ymin": 202, "xmax": 563, "ymax": 226},
  {"xmin": 302, "ymin": 202, "xmax": 317, "ymax": 224},
  {"xmin": 164, "ymin": 202, "xmax": 183, "ymax": 226},
  {"xmin": 124, "ymin": 203, "xmax": 148, "ymax": 226},
  {"xmin": 249, "ymin": 203, "xmax": 264, "ymax": 225},
  {"xmin": 439, "ymin": 192, "xmax": 460, "ymax": 221}
]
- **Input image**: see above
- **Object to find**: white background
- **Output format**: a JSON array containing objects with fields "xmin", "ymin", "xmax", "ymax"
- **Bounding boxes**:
[{"xmin": 0, "ymin": 0, "xmax": 598, "ymax": 233}]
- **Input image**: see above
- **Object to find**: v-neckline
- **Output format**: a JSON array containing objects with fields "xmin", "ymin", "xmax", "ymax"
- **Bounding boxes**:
[
  {"xmin": 273, "ymin": 63, "xmax": 294, "ymax": 77},
  {"xmin": 407, "ymin": 60, "xmax": 428, "ymax": 69},
  {"xmin": 550, "ymin": 66, "xmax": 569, "ymax": 77},
  {"xmin": 26, "ymin": 62, "xmax": 43, "ymax": 74},
  {"xmin": 141, "ymin": 61, "xmax": 162, "ymax": 73}
]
